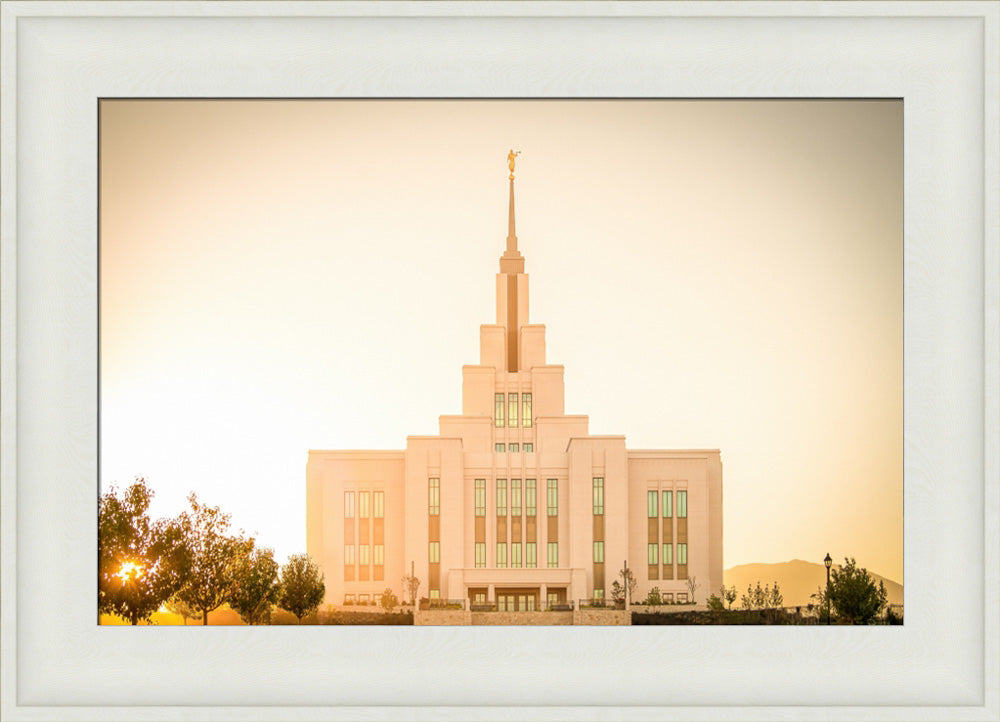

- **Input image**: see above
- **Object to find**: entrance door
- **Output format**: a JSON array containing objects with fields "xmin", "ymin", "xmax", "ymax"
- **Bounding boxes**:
[
  {"xmin": 496, "ymin": 588, "xmax": 538, "ymax": 611},
  {"xmin": 468, "ymin": 588, "xmax": 488, "ymax": 610}
]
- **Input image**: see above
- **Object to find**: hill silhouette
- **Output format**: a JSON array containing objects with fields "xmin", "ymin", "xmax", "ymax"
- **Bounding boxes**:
[{"xmin": 723, "ymin": 559, "xmax": 902, "ymax": 609}]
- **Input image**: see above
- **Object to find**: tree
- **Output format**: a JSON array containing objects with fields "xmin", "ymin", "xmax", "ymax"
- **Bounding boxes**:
[
  {"xmin": 757, "ymin": 581, "xmax": 784, "ymax": 623},
  {"xmin": 165, "ymin": 594, "xmax": 203, "ymax": 625},
  {"xmin": 278, "ymin": 554, "xmax": 325, "ymax": 624},
  {"xmin": 707, "ymin": 593, "xmax": 725, "ymax": 612},
  {"xmin": 402, "ymin": 572, "xmax": 420, "ymax": 606},
  {"xmin": 174, "ymin": 493, "xmax": 252, "ymax": 625},
  {"xmin": 722, "ymin": 585, "xmax": 737, "ymax": 611},
  {"xmin": 810, "ymin": 586, "xmax": 831, "ymax": 623},
  {"xmin": 826, "ymin": 557, "xmax": 888, "ymax": 624},
  {"xmin": 644, "ymin": 586, "xmax": 663, "ymax": 606},
  {"xmin": 98, "ymin": 478, "xmax": 187, "ymax": 625},
  {"xmin": 686, "ymin": 576, "xmax": 699, "ymax": 603},
  {"xmin": 228, "ymin": 546, "xmax": 280, "ymax": 625},
  {"xmin": 611, "ymin": 580, "xmax": 626, "ymax": 606},
  {"xmin": 769, "ymin": 582, "xmax": 783, "ymax": 609},
  {"xmin": 617, "ymin": 564, "xmax": 637, "ymax": 606},
  {"xmin": 380, "ymin": 588, "xmax": 399, "ymax": 614}
]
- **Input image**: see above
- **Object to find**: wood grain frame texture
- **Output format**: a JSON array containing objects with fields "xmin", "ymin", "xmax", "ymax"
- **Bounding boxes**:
[{"xmin": 0, "ymin": 2, "xmax": 996, "ymax": 721}]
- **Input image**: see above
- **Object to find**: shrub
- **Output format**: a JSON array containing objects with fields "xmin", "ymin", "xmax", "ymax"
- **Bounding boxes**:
[
  {"xmin": 380, "ymin": 588, "xmax": 399, "ymax": 614},
  {"xmin": 820, "ymin": 558, "xmax": 888, "ymax": 624}
]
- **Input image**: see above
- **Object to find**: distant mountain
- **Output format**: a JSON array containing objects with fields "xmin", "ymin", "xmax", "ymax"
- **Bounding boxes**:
[{"xmin": 723, "ymin": 559, "xmax": 903, "ymax": 609}]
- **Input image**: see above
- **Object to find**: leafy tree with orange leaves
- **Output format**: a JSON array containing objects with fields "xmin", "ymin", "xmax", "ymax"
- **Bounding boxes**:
[
  {"xmin": 278, "ymin": 554, "xmax": 325, "ymax": 624},
  {"xmin": 165, "ymin": 594, "xmax": 202, "ymax": 625},
  {"xmin": 174, "ymin": 493, "xmax": 253, "ymax": 625},
  {"xmin": 98, "ymin": 477, "xmax": 186, "ymax": 625},
  {"xmin": 228, "ymin": 546, "xmax": 281, "ymax": 625}
]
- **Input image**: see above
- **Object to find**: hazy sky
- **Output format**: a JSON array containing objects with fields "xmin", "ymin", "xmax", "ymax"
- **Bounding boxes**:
[{"xmin": 100, "ymin": 99, "xmax": 902, "ymax": 582}]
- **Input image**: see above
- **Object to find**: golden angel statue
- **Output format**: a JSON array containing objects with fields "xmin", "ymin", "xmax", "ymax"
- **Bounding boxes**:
[{"xmin": 507, "ymin": 149, "xmax": 521, "ymax": 178}]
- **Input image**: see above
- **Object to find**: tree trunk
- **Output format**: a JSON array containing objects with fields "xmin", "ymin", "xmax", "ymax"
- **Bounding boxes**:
[{"xmin": 202, "ymin": 608, "xmax": 209, "ymax": 625}]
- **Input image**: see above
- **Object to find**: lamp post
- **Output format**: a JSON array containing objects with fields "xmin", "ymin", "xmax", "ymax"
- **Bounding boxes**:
[
  {"xmin": 824, "ymin": 553, "xmax": 833, "ymax": 625},
  {"xmin": 623, "ymin": 560, "xmax": 630, "ymax": 608}
]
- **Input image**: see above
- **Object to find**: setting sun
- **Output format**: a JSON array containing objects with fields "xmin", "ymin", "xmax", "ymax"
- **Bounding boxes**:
[{"xmin": 115, "ymin": 561, "xmax": 144, "ymax": 583}]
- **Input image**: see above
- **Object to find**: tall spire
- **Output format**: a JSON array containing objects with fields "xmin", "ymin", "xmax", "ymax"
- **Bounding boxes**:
[
  {"xmin": 500, "ymin": 150, "xmax": 524, "ymax": 275},
  {"xmin": 506, "ymin": 149, "xmax": 519, "ymax": 252},
  {"xmin": 507, "ymin": 176, "xmax": 517, "ymax": 252}
]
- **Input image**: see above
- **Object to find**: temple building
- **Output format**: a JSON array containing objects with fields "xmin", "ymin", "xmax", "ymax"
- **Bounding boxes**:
[{"xmin": 306, "ymin": 154, "xmax": 723, "ymax": 615}]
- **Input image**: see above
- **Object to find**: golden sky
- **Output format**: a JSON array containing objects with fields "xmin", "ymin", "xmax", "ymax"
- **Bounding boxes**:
[{"xmin": 100, "ymin": 99, "xmax": 902, "ymax": 582}]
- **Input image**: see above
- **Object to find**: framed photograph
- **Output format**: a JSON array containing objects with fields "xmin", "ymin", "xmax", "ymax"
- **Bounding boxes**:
[
  {"xmin": 2, "ymin": 2, "xmax": 997, "ymax": 720},
  {"xmin": 96, "ymin": 96, "xmax": 902, "ymax": 626}
]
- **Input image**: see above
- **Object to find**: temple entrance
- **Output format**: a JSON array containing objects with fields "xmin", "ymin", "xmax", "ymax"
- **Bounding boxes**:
[
  {"xmin": 546, "ymin": 587, "xmax": 569, "ymax": 610},
  {"xmin": 468, "ymin": 587, "xmax": 489, "ymax": 610},
  {"xmin": 496, "ymin": 587, "xmax": 539, "ymax": 611}
]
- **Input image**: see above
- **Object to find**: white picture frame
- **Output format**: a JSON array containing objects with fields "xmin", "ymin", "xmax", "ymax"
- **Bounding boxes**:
[{"xmin": 1, "ymin": 2, "xmax": 997, "ymax": 720}]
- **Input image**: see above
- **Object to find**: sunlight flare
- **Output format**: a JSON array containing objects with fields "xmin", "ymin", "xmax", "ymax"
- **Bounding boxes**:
[{"xmin": 116, "ymin": 560, "xmax": 144, "ymax": 583}]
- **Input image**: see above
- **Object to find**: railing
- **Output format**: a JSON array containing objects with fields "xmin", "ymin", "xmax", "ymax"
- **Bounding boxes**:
[
  {"xmin": 539, "ymin": 600, "xmax": 574, "ymax": 612},
  {"xmin": 578, "ymin": 598, "xmax": 620, "ymax": 609},
  {"xmin": 468, "ymin": 600, "xmax": 575, "ymax": 612},
  {"xmin": 418, "ymin": 598, "xmax": 466, "ymax": 610}
]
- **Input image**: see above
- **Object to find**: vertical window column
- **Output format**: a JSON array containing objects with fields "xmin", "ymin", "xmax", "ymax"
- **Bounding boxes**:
[
  {"xmin": 474, "ymin": 479, "xmax": 486, "ymax": 568},
  {"xmin": 547, "ymin": 479, "xmax": 558, "ymax": 568},
  {"xmin": 373, "ymin": 490, "xmax": 384, "ymax": 581},
  {"xmin": 647, "ymin": 490, "xmax": 659, "ymax": 580},
  {"xmin": 522, "ymin": 393, "xmax": 532, "ymax": 427},
  {"xmin": 508, "ymin": 393, "xmax": 518, "ymax": 428},
  {"xmin": 428, "ymin": 478, "xmax": 440, "ymax": 515},
  {"xmin": 592, "ymin": 477, "xmax": 605, "ymax": 599},
  {"xmin": 662, "ymin": 489, "xmax": 674, "ymax": 580},
  {"xmin": 525, "ymin": 479, "xmax": 537, "ymax": 568},
  {"xmin": 494, "ymin": 394, "xmax": 505, "ymax": 428},
  {"xmin": 358, "ymin": 491, "xmax": 371, "ymax": 582},
  {"xmin": 344, "ymin": 491, "xmax": 356, "ymax": 582},
  {"xmin": 511, "ymin": 479, "xmax": 522, "ymax": 567},
  {"xmin": 677, "ymin": 490, "xmax": 688, "ymax": 579},
  {"xmin": 496, "ymin": 479, "xmax": 507, "ymax": 568},
  {"xmin": 428, "ymin": 478, "xmax": 440, "ymax": 592}
]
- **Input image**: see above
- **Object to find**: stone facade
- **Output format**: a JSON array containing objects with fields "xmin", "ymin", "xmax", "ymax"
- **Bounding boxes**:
[
  {"xmin": 471, "ymin": 611, "xmax": 574, "ymax": 626},
  {"xmin": 413, "ymin": 609, "xmax": 471, "ymax": 626},
  {"xmin": 572, "ymin": 608, "xmax": 631, "ymax": 626}
]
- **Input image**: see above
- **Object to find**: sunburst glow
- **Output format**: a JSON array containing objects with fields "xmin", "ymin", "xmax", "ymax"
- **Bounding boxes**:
[{"xmin": 116, "ymin": 561, "xmax": 144, "ymax": 582}]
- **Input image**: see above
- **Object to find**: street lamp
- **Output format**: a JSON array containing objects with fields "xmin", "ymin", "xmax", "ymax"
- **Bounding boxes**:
[
  {"xmin": 623, "ymin": 560, "xmax": 630, "ymax": 608},
  {"xmin": 824, "ymin": 553, "xmax": 833, "ymax": 625}
]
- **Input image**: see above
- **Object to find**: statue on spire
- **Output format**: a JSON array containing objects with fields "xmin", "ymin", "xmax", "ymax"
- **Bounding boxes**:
[{"xmin": 507, "ymin": 149, "xmax": 521, "ymax": 180}]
